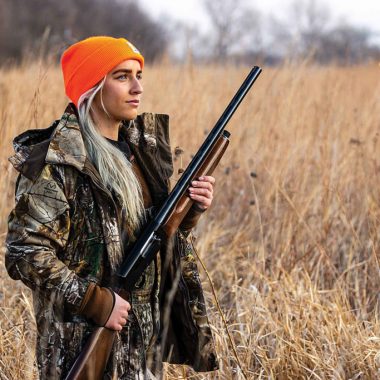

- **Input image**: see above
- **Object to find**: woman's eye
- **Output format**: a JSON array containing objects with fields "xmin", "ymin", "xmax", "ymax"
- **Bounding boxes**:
[{"xmin": 116, "ymin": 74, "xmax": 142, "ymax": 81}]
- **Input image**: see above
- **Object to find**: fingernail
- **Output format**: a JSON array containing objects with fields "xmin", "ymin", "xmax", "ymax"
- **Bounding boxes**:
[
  {"xmin": 199, "ymin": 176, "xmax": 204, "ymax": 180},
  {"xmin": 192, "ymin": 181, "xmax": 198, "ymax": 186}
]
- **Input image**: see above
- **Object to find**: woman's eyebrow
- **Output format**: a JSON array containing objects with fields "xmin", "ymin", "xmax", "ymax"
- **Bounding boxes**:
[{"xmin": 112, "ymin": 69, "xmax": 142, "ymax": 75}]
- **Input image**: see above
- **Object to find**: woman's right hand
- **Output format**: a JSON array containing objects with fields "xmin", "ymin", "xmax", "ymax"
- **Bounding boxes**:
[{"xmin": 105, "ymin": 292, "xmax": 131, "ymax": 331}]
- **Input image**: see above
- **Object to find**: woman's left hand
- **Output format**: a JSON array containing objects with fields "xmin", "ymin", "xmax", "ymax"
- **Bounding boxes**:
[{"xmin": 188, "ymin": 176, "xmax": 215, "ymax": 211}]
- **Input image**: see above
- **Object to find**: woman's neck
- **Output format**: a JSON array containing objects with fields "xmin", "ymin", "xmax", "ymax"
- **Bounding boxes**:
[{"xmin": 91, "ymin": 110, "xmax": 120, "ymax": 141}]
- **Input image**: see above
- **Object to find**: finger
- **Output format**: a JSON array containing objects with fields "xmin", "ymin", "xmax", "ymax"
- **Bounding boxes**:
[
  {"xmin": 198, "ymin": 176, "xmax": 215, "ymax": 185},
  {"xmin": 119, "ymin": 317, "xmax": 127, "ymax": 326},
  {"xmin": 192, "ymin": 178, "xmax": 214, "ymax": 188},
  {"xmin": 118, "ymin": 300, "xmax": 131, "ymax": 312},
  {"xmin": 190, "ymin": 190, "xmax": 213, "ymax": 202},
  {"xmin": 189, "ymin": 187, "xmax": 213, "ymax": 198},
  {"xmin": 190, "ymin": 186, "xmax": 213, "ymax": 197},
  {"xmin": 111, "ymin": 322, "xmax": 122, "ymax": 331},
  {"xmin": 191, "ymin": 181, "xmax": 213, "ymax": 192},
  {"xmin": 189, "ymin": 195, "xmax": 212, "ymax": 208}
]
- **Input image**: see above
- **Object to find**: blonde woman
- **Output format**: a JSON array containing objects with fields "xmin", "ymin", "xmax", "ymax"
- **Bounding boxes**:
[{"xmin": 6, "ymin": 36, "xmax": 217, "ymax": 379}]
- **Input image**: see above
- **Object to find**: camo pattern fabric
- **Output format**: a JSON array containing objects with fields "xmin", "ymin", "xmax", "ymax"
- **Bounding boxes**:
[
  {"xmin": 5, "ymin": 103, "xmax": 218, "ymax": 379},
  {"xmin": 105, "ymin": 261, "xmax": 157, "ymax": 380},
  {"xmin": 178, "ymin": 234, "xmax": 218, "ymax": 370}
]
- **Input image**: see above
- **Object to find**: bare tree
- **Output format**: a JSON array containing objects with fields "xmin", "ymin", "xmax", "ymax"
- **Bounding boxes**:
[
  {"xmin": 318, "ymin": 23, "xmax": 374, "ymax": 64},
  {"xmin": 0, "ymin": 0, "xmax": 168, "ymax": 64},
  {"xmin": 202, "ymin": 0, "xmax": 261, "ymax": 61},
  {"xmin": 291, "ymin": 0, "xmax": 330, "ymax": 51},
  {"xmin": 268, "ymin": 0, "xmax": 379, "ymax": 64},
  {"xmin": 269, "ymin": 0, "xmax": 330, "ymax": 60}
]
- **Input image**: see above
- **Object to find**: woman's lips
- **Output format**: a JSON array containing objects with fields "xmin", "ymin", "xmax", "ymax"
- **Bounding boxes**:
[{"xmin": 127, "ymin": 100, "xmax": 139, "ymax": 107}]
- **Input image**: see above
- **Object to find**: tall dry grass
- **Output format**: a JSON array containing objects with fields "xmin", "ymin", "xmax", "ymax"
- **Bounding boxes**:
[{"xmin": 0, "ymin": 60, "xmax": 379, "ymax": 379}]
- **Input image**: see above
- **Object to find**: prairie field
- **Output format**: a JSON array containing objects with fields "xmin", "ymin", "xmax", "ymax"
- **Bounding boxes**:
[{"xmin": 0, "ymin": 60, "xmax": 379, "ymax": 379}]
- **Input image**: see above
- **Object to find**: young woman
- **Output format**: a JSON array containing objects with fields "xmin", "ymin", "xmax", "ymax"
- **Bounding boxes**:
[{"xmin": 5, "ymin": 36, "xmax": 218, "ymax": 379}]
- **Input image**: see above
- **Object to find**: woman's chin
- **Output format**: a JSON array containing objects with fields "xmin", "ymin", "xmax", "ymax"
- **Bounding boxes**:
[{"xmin": 119, "ymin": 110, "xmax": 138, "ymax": 121}]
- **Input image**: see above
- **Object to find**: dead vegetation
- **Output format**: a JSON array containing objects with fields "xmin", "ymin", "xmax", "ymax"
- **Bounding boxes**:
[{"xmin": 0, "ymin": 60, "xmax": 379, "ymax": 379}]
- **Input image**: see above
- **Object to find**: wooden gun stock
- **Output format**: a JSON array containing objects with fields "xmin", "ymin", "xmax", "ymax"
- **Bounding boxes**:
[
  {"xmin": 162, "ymin": 130, "xmax": 230, "ymax": 237},
  {"xmin": 65, "ymin": 327, "xmax": 115, "ymax": 380}
]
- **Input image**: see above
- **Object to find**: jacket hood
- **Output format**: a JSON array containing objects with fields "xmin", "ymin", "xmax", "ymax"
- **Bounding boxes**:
[
  {"xmin": 9, "ymin": 103, "xmax": 87, "ymax": 180},
  {"xmin": 9, "ymin": 121, "xmax": 62, "ymax": 181},
  {"xmin": 9, "ymin": 103, "xmax": 173, "ymax": 184}
]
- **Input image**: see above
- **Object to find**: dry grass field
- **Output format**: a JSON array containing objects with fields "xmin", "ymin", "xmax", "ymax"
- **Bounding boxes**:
[{"xmin": 0, "ymin": 60, "xmax": 379, "ymax": 379}]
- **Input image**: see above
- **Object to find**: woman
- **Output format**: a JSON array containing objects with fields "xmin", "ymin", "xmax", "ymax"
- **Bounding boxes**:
[{"xmin": 5, "ymin": 36, "xmax": 218, "ymax": 379}]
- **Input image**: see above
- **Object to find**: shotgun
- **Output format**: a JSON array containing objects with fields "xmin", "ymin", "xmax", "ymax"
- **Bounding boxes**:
[{"xmin": 65, "ymin": 66, "xmax": 262, "ymax": 380}]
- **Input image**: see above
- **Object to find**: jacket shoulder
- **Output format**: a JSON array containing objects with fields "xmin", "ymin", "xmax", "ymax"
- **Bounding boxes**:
[
  {"xmin": 8, "ymin": 121, "xmax": 59, "ymax": 181},
  {"xmin": 9, "ymin": 103, "xmax": 86, "ymax": 182}
]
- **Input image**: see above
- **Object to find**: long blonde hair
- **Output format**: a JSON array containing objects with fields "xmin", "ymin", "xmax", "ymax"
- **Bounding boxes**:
[{"xmin": 77, "ymin": 79, "xmax": 144, "ymax": 250}]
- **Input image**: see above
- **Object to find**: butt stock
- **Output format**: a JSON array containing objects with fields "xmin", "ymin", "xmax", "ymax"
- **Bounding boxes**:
[{"xmin": 64, "ymin": 327, "xmax": 115, "ymax": 380}]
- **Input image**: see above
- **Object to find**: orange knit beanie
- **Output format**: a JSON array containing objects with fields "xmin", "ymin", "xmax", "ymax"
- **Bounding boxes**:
[{"xmin": 61, "ymin": 36, "xmax": 144, "ymax": 107}]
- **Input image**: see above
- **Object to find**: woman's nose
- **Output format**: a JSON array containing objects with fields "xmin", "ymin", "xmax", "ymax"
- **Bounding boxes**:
[{"xmin": 131, "ymin": 78, "xmax": 143, "ymax": 95}]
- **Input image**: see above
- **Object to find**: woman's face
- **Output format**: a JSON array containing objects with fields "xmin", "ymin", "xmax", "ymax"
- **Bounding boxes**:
[{"xmin": 94, "ymin": 59, "xmax": 143, "ymax": 121}]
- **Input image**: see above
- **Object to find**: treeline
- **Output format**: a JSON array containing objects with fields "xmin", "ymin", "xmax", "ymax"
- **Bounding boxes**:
[
  {"xmin": 0, "ymin": 0, "xmax": 167, "ymax": 64},
  {"xmin": 0, "ymin": 0, "xmax": 379, "ymax": 66},
  {"xmin": 176, "ymin": 0, "xmax": 380, "ymax": 65}
]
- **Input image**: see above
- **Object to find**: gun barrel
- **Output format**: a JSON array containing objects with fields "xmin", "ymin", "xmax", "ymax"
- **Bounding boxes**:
[
  {"xmin": 155, "ymin": 66, "xmax": 262, "ymax": 226},
  {"xmin": 118, "ymin": 66, "xmax": 262, "ymax": 280}
]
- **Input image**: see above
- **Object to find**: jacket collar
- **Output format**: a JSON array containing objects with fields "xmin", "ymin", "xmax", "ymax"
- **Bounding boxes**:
[
  {"xmin": 9, "ymin": 103, "xmax": 173, "ymax": 203},
  {"xmin": 45, "ymin": 103, "xmax": 87, "ymax": 172}
]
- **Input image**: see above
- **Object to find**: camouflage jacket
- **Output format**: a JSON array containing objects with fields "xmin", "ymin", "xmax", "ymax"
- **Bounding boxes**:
[{"xmin": 5, "ymin": 104, "xmax": 218, "ymax": 378}]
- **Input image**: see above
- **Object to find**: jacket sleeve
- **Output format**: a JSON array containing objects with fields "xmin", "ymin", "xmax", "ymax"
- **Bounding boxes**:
[
  {"xmin": 5, "ymin": 165, "xmax": 89, "ymax": 314},
  {"xmin": 179, "ymin": 204, "xmax": 206, "ymax": 236}
]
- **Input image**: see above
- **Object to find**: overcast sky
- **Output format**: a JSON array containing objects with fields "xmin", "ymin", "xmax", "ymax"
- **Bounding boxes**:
[{"xmin": 139, "ymin": 0, "xmax": 380, "ymax": 33}]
